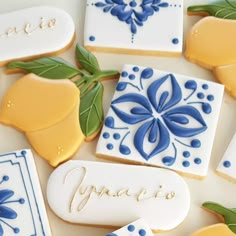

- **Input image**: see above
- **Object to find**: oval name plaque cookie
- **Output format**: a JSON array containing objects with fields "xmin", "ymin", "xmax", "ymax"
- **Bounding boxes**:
[
  {"xmin": 0, "ymin": 6, "xmax": 75, "ymax": 66},
  {"xmin": 47, "ymin": 160, "xmax": 190, "ymax": 232}
]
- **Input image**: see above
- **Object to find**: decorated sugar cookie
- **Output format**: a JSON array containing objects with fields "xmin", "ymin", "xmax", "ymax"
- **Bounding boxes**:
[
  {"xmin": 106, "ymin": 219, "xmax": 153, "ymax": 236},
  {"xmin": 84, "ymin": 0, "xmax": 184, "ymax": 56},
  {"xmin": 186, "ymin": 1, "xmax": 236, "ymax": 98},
  {"xmin": 0, "ymin": 74, "xmax": 84, "ymax": 167},
  {"xmin": 0, "ymin": 149, "xmax": 51, "ymax": 235},
  {"xmin": 96, "ymin": 64, "xmax": 224, "ymax": 178},
  {"xmin": 46, "ymin": 160, "xmax": 190, "ymax": 232},
  {"xmin": 191, "ymin": 201, "xmax": 236, "ymax": 236},
  {"xmin": 6, "ymin": 43, "xmax": 119, "ymax": 142},
  {"xmin": 0, "ymin": 6, "xmax": 75, "ymax": 66},
  {"xmin": 216, "ymin": 132, "xmax": 236, "ymax": 181}
]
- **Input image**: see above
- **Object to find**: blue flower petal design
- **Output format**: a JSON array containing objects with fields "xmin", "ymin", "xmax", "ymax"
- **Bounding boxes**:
[
  {"xmin": 162, "ymin": 105, "xmax": 207, "ymax": 137},
  {"xmin": 111, "ymin": 93, "xmax": 153, "ymax": 124},
  {"xmin": 134, "ymin": 118, "xmax": 170, "ymax": 160},
  {"xmin": 0, "ymin": 205, "xmax": 17, "ymax": 219},
  {"xmin": 0, "ymin": 190, "xmax": 14, "ymax": 204},
  {"xmin": 147, "ymin": 74, "xmax": 182, "ymax": 113}
]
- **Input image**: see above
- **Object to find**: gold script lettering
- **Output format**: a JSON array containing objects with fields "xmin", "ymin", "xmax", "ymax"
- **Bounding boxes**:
[
  {"xmin": 0, "ymin": 17, "xmax": 57, "ymax": 39},
  {"xmin": 63, "ymin": 167, "xmax": 176, "ymax": 213}
]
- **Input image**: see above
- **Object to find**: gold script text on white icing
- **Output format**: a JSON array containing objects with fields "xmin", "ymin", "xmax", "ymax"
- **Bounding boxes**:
[
  {"xmin": 0, "ymin": 17, "xmax": 56, "ymax": 38},
  {"xmin": 63, "ymin": 167, "xmax": 176, "ymax": 213}
]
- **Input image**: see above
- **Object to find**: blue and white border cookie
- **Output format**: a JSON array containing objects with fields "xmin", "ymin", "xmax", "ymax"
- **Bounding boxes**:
[
  {"xmin": 0, "ymin": 149, "xmax": 51, "ymax": 236},
  {"xmin": 106, "ymin": 219, "xmax": 153, "ymax": 236},
  {"xmin": 84, "ymin": 0, "xmax": 183, "ymax": 56},
  {"xmin": 96, "ymin": 64, "xmax": 224, "ymax": 178},
  {"xmin": 216, "ymin": 132, "xmax": 236, "ymax": 182}
]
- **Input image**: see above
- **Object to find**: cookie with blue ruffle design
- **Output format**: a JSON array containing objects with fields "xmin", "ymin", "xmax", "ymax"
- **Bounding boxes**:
[
  {"xmin": 84, "ymin": 0, "xmax": 183, "ymax": 56},
  {"xmin": 96, "ymin": 64, "xmax": 224, "ymax": 178}
]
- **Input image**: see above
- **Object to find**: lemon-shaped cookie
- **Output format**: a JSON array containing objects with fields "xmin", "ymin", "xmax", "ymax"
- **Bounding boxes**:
[{"xmin": 0, "ymin": 73, "xmax": 79, "ymax": 131}]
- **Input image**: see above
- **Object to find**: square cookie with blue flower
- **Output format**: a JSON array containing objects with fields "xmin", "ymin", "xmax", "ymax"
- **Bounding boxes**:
[
  {"xmin": 216, "ymin": 132, "xmax": 236, "ymax": 182},
  {"xmin": 84, "ymin": 0, "xmax": 183, "ymax": 56},
  {"xmin": 106, "ymin": 219, "xmax": 153, "ymax": 236},
  {"xmin": 96, "ymin": 64, "xmax": 224, "ymax": 178},
  {"xmin": 0, "ymin": 149, "xmax": 51, "ymax": 236}
]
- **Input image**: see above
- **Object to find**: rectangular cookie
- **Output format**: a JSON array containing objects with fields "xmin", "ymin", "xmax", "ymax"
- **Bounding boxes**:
[
  {"xmin": 216, "ymin": 132, "xmax": 236, "ymax": 182},
  {"xmin": 0, "ymin": 149, "xmax": 51, "ymax": 235},
  {"xmin": 84, "ymin": 0, "xmax": 183, "ymax": 56},
  {"xmin": 106, "ymin": 219, "xmax": 153, "ymax": 236},
  {"xmin": 46, "ymin": 160, "xmax": 190, "ymax": 232},
  {"xmin": 96, "ymin": 64, "xmax": 224, "ymax": 178}
]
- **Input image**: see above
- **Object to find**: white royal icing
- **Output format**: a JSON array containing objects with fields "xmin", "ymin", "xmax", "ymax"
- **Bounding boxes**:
[
  {"xmin": 96, "ymin": 64, "xmax": 224, "ymax": 178},
  {"xmin": 106, "ymin": 219, "xmax": 153, "ymax": 236},
  {"xmin": 0, "ymin": 149, "xmax": 51, "ymax": 236},
  {"xmin": 46, "ymin": 160, "xmax": 190, "ymax": 232},
  {"xmin": 0, "ymin": 6, "xmax": 75, "ymax": 66},
  {"xmin": 216, "ymin": 132, "xmax": 236, "ymax": 180},
  {"xmin": 84, "ymin": 0, "xmax": 183, "ymax": 55}
]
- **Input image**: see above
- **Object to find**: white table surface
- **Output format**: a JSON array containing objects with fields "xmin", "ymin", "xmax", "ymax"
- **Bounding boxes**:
[{"xmin": 0, "ymin": 0, "xmax": 236, "ymax": 235}]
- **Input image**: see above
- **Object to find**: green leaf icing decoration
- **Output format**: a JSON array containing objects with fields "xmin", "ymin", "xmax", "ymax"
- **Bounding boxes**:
[
  {"xmin": 80, "ymin": 82, "xmax": 104, "ymax": 138},
  {"xmin": 6, "ymin": 43, "xmax": 119, "ymax": 139},
  {"xmin": 188, "ymin": 0, "xmax": 236, "ymax": 19},
  {"xmin": 203, "ymin": 201, "xmax": 236, "ymax": 233},
  {"xmin": 7, "ymin": 57, "xmax": 81, "ymax": 79},
  {"xmin": 76, "ymin": 43, "xmax": 100, "ymax": 74}
]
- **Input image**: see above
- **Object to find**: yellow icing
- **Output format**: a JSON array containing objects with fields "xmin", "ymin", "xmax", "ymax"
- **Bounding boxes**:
[
  {"xmin": 213, "ymin": 64, "xmax": 236, "ymax": 98},
  {"xmin": 191, "ymin": 223, "xmax": 235, "ymax": 236},
  {"xmin": 185, "ymin": 17, "xmax": 236, "ymax": 69},
  {"xmin": 26, "ymin": 101, "xmax": 84, "ymax": 167},
  {"xmin": 0, "ymin": 73, "xmax": 79, "ymax": 131},
  {"xmin": 0, "ymin": 74, "xmax": 84, "ymax": 166}
]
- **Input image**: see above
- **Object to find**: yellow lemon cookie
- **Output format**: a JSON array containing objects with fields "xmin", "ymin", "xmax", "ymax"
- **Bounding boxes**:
[
  {"xmin": 186, "ymin": 0, "xmax": 236, "ymax": 99},
  {"xmin": 191, "ymin": 223, "xmax": 235, "ymax": 236},
  {"xmin": 191, "ymin": 201, "xmax": 236, "ymax": 236},
  {"xmin": 0, "ymin": 73, "xmax": 84, "ymax": 166},
  {"xmin": 0, "ymin": 73, "xmax": 79, "ymax": 131}
]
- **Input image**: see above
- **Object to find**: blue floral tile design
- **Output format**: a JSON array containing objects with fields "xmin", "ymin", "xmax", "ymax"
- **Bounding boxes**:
[
  {"xmin": 94, "ymin": 0, "xmax": 169, "ymax": 35},
  {"xmin": 0, "ymin": 150, "xmax": 51, "ymax": 236},
  {"xmin": 84, "ymin": 0, "xmax": 183, "ymax": 54},
  {"xmin": 96, "ymin": 65, "xmax": 224, "ymax": 177}
]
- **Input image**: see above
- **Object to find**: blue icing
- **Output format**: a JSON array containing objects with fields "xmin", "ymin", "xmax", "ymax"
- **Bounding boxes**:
[
  {"xmin": 129, "ymin": 74, "xmax": 135, "ymax": 80},
  {"xmin": 113, "ymin": 133, "xmax": 121, "ymax": 140},
  {"xmin": 139, "ymin": 229, "xmax": 147, "ymax": 236},
  {"xmin": 172, "ymin": 38, "xmax": 179, "ymax": 44},
  {"xmin": 106, "ymin": 233, "xmax": 117, "ymax": 236},
  {"xmin": 89, "ymin": 36, "xmax": 96, "ymax": 41},
  {"xmin": 194, "ymin": 158, "xmax": 202, "ymax": 165},
  {"xmin": 133, "ymin": 66, "xmax": 139, "ymax": 72},
  {"xmin": 127, "ymin": 224, "xmax": 135, "ymax": 232},
  {"xmin": 103, "ymin": 132, "xmax": 110, "ymax": 139},
  {"xmin": 183, "ymin": 151, "xmax": 190, "ymax": 158},
  {"xmin": 121, "ymin": 71, "xmax": 128, "ymax": 77},
  {"xmin": 119, "ymin": 132, "xmax": 131, "ymax": 155},
  {"xmin": 207, "ymin": 95, "xmax": 214, "ymax": 101},
  {"xmin": 95, "ymin": 0, "xmax": 169, "ymax": 41},
  {"xmin": 202, "ymin": 84, "xmax": 209, "ymax": 90},
  {"xmin": 116, "ymin": 82, "xmax": 140, "ymax": 92},
  {"xmin": 197, "ymin": 92, "xmax": 204, "ymax": 99},
  {"xmin": 106, "ymin": 143, "xmax": 114, "ymax": 150},
  {"xmin": 111, "ymin": 72, "xmax": 209, "ymax": 161},
  {"xmin": 162, "ymin": 143, "xmax": 177, "ymax": 166},
  {"xmin": 0, "ymin": 175, "xmax": 25, "ymax": 235},
  {"xmin": 183, "ymin": 160, "xmax": 190, "ymax": 167},
  {"xmin": 223, "ymin": 160, "xmax": 231, "ymax": 168},
  {"xmin": 184, "ymin": 80, "xmax": 197, "ymax": 101}
]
